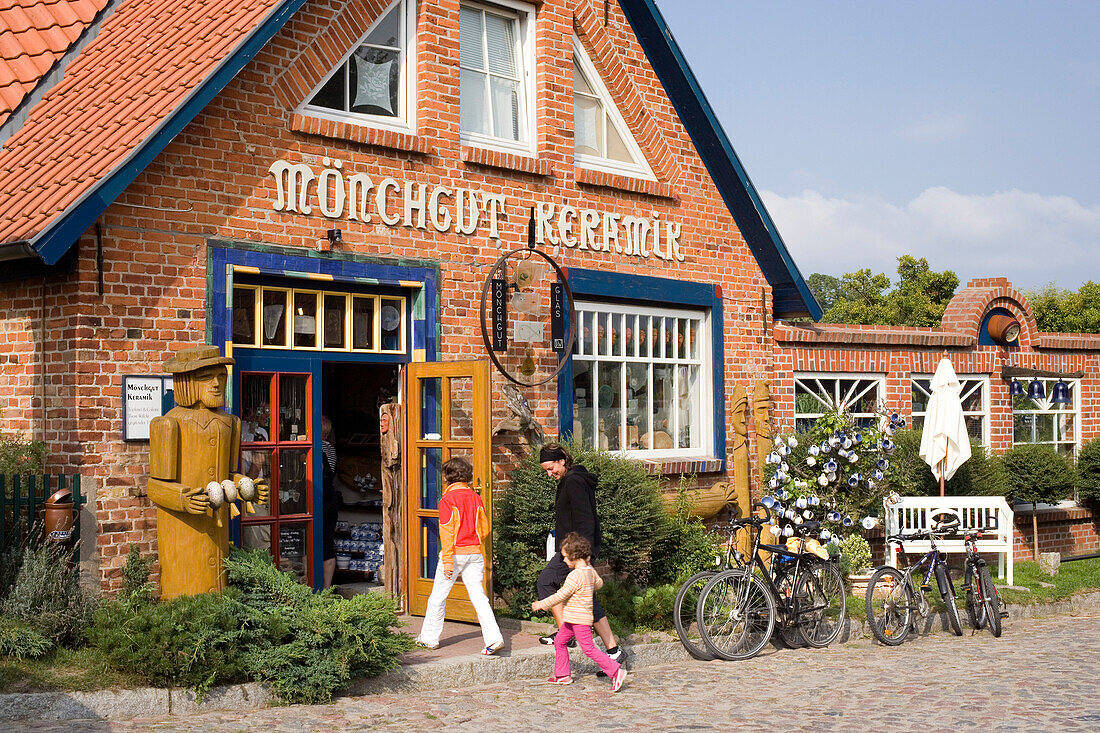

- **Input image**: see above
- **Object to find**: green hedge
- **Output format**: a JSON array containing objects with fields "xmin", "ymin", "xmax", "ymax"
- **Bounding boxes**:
[
  {"xmin": 889, "ymin": 428, "xmax": 1010, "ymax": 498},
  {"xmin": 1077, "ymin": 438, "xmax": 1100, "ymax": 505}
]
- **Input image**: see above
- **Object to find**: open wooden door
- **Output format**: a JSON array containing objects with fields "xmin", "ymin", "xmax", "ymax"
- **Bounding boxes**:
[{"xmin": 404, "ymin": 360, "xmax": 492, "ymax": 621}]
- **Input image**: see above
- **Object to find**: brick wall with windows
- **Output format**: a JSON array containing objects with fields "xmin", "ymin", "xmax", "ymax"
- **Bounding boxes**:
[{"xmin": 0, "ymin": 0, "xmax": 780, "ymax": 592}]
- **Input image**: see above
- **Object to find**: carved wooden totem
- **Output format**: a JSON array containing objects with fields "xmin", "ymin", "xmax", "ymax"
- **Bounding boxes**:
[{"xmin": 379, "ymin": 402, "xmax": 402, "ymax": 599}]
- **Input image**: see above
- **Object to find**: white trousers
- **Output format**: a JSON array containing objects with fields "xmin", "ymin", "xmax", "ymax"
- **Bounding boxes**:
[{"xmin": 416, "ymin": 553, "xmax": 503, "ymax": 648}]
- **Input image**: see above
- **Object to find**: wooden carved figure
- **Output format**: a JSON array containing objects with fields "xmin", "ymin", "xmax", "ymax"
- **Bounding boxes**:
[
  {"xmin": 147, "ymin": 345, "xmax": 268, "ymax": 598},
  {"xmin": 379, "ymin": 402, "xmax": 402, "ymax": 598},
  {"xmin": 752, "ymin": 380, "xmax": 773, "ymax": 564},
  {"xmin": 730, "ymin": 384, "xmax": 752, "ymax": 556}
]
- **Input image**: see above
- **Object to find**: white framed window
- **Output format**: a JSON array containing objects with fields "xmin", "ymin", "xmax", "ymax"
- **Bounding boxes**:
[
  {"xmin": 1012, "ymin": 379, "xmax": 1080, "ymax": 456},
  {"xmin": 572, "ymin": 38, "xmax": 654, "ymax": 180},
  {"xmin": 301, "ymin": 0, "xmax": 416, "ymax": 133},
  {"xmin": 911, "ymin": 375, "xmax": 990, "ymax": 448},
  {"xmin": 794, "ymin": 374, "xmax": 885, "ymax": 433},
  {"xmin": 571, "ymin": 302, "xmax": 711, "ymax": 458},
  {"xmin": 459, "ymin": 0, "xmax": 535, "ymax": 155}
]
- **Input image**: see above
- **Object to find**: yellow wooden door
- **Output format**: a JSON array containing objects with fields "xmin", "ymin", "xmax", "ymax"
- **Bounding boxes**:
[{"xmin": 404, "ymin": 360, "xmax": 492, "ymax": 621}]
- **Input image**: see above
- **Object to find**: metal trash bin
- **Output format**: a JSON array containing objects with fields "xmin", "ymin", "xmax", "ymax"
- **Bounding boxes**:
[{"xmin": 44, "ymin": 488, "xmax": 75, "ymax": 541}]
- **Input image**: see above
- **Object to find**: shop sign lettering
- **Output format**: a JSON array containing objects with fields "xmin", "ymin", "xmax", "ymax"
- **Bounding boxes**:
[{"xmin": 269, "ymin": 158, "xmax": 685, "ymax": 262}]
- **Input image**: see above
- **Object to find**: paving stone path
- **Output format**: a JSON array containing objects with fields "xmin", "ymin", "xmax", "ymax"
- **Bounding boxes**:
[{"xmin": 15, "ymin": 613, "xmax": 1099, "ymax": 732}]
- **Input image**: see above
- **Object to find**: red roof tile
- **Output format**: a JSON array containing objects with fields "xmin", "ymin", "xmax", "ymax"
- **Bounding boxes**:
[
  {"xmin": 0, "ymin": 0, "xmax": 111, "ymax": 122},
  {"xmin": 0, "ymin": 0, "xmax": 286, "ymax": 246}
]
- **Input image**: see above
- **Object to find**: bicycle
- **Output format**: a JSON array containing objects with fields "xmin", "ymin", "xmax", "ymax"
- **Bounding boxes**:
[
  {"xmin": 864, "ymin": 520, "xmax": 964, "ymax": 645},
  {"xmin": 673, "ymin": 517, "xmax": 744, "ymax": 660},
  {"xmin": 961, "ymin": 526, "xmax": 1007, "ymax": 637},
  {"xmin": 696, "ymin": 503, "xmax": 847, "ymax": 661}
]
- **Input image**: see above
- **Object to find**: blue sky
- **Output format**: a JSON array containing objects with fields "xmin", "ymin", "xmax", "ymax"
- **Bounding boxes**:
[{"xmin": 658, "ymin": 0, "xmax": 1100, "ymax": 291}]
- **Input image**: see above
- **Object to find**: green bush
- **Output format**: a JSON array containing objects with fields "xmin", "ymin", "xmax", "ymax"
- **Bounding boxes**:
[
  {"xmin": 0, "ymin": 617, "xmax": 53, "ymax": 659},
  {"xmin": 225, "ymin": 547, "xmax": 414, "ymax": 705},
  {"xmin": 632, "ymin": 583, "xmax": 678, "ymax": 632},
  {"xmin": 1077, "ymin": 439, "xmax": 1100, "ymax": 505},
  {"xmin": 647, "ymin": 484, "xmax": 722, "ymax": 586},
  {"xmin": 118, "ymin": 545, "xmax": 157, "ymax": 608},
  {"xmin": 0, "ymin": 431, "xmax": 47, "ymax": 476},
  {"xmin": 2, "ymin": 541, "xmax": 96, "ymax": 647},
  {"xmin": 89, "ymin": 591, "xmax": 253, "ymax": 699},
  {"xmin": 1002, "ymin": 444, "xmax": 1075, "ymax": 506},
  {"xmin": 889, "ymin": 429, "xmax": 1009, "ymax": 498},
  {"xmin": 838, "ymin": 534, "xmax": 872, "ymax": 576},
  {"xmin": 595, "ymin": 576, "xmax": 637, "ymax": 639},
  {"xmin": 494, "ymin": 441, "xmax": 668, "ymax": 609}
]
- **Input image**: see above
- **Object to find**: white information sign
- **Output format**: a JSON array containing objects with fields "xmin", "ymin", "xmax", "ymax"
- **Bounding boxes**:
[{"xmin": 124, "ymin": 376, "xmax": 172, "ymax": 441}]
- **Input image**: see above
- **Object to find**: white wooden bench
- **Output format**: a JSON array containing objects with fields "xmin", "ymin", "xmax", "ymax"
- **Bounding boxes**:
[{"xmin": 883, "ymin": 496, "xmax": 1014, "ymax": 586}]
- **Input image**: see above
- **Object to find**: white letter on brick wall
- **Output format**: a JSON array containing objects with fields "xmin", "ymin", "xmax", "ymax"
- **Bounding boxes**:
[
  {"xmin": 269, "ymin": 159, "xmax": 315, "ymax": 214},
  {"xmin": 347, "ymin": 173, "xmax": 374, "ymax": 222},
  {"xmin": 376, "ymin": 178, "xmax": 400, "ymax": 226},
  {"xmin": 558, "ymin": 206, "xmax": 578, "ymax": 248},
  {"xmin": 455, "ymin": 189, "xmax": 481, "ymax": 235},
  {"xmin": 429, "ymin": 186, "xmax": 452, "ymax": 232},
  {"xmin": 536, "ymin": 202, "xmax": 558, "ymax": 245},
  {"xmin": 622, "ymin": 216, "xmax": 651, "ymax": 258},
  {"xmin": 668, "ymin": 222, "xmax": 684, "ymax": 261},
  {"xmin": 317, "ymin": 158, "xmax": 346, "ymax": 219},
  {"xmin": 404, "ymin": 182, "xmax": 428, "ymax": 229},
  {"xmin": 579, "ymin": 209, "xmax": 599, "ymax": 251},
  {"xmin": 603, "ymin": 212, "xmax": 621, "ymax": 253},
  {"xmin": 482, "ymin": 193, "xmax": 506, "ymax": 239}
]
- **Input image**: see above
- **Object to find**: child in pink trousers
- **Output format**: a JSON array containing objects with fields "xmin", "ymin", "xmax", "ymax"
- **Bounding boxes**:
[{"xmin": 532, "ymin": 532, "xmax": 628, "ymax": 691}]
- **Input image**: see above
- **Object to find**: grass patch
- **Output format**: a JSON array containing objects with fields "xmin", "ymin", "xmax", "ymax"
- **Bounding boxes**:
[
  {"xmin": 845, "ymin": 594, "xmax": 866, "ymax": 622},
  {"xmin": 0, "ymin": 646, "xmax": 143, "ymax": 694},
  {"xmin": 996, "ymin": 556, "xmax": 1100, "ymax": 605}
]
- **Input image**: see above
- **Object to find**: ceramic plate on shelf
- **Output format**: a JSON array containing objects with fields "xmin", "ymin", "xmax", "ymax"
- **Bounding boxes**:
[{"xmin": 380, "ymin": 305, "xmax": 400, "ymax": 331}]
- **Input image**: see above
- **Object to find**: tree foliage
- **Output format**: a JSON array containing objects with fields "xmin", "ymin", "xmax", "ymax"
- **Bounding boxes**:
[
  {"xmin": 1076, "ymin": 438, "xmax": 1100, "ymax": 505},
  {"xmin": 1001, "ymin": 444, "xmax": 1075, "ymax": 506},
  {"xmin": 1024, "ymin": 281, "xmax": 1100, "ymax": 333},
  {"xmin": 807, "ymin": 255, "xmax": 959, "ymax": 327}
]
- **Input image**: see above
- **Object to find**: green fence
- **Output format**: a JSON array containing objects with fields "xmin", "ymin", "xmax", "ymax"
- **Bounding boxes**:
[{"xmin": 0, "ymin": 474, "xmax": 85, "ymax": 550}]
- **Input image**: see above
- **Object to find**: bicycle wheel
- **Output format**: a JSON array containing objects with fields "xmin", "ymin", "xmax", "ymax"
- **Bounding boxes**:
[
  {"xmin": 935, "ymin": 563, "xmax": 963, "ymax": 636},
  {"xmin": 674, "ymin": 571, "xmax": 716, "ymax": 659},
  {"xmin": 697, "ymin": 569, "xmax": 776, "ymax": 661},
  {"xmin": 798, "ymin": 561, "xmax": 847, "ymax": 648},
  {"xmin": 865, "ymin": 566, "xmax": 915, "ymax": 646},
  {"xmin": 963, "ymin": 564, "xmax": 986, "ymax": 630},
  {"xmin": 772, "ymin": 567, "xmax": 806, "ymax": 648},
  {"xmin": 978, "ymin": 565, "xmax": 1003, "ymax": 638}
]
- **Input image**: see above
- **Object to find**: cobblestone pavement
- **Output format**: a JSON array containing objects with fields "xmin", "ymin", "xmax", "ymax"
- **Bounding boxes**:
[{"xmin": 16, "ymin": 613, "xmax": 1100, "ymax": 732}]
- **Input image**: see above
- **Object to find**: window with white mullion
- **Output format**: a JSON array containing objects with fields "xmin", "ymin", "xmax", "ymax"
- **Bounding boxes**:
[
  {"xmin": 571, "ymin": 302, "xmax": 708, "ymax": 457},
  {"xmin": 794, "ymin": 374, "xmax": 884, "ymax": 433},
  {"xmin": 911, "ymin": 375, "xmax": 989, "ymax": 447},
  {"xmin": 1012, "ymin": 378, "xmax": 1079, "ymax": 456},
  {"xmin": 459, "ymin": 1, "xmax": 532, "ymax": 152}
]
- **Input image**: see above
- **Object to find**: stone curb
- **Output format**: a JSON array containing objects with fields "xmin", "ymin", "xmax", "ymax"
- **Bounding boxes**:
[{"xmin": 4, "ymin": 590, "xmax": 1098, "ymax": 722}]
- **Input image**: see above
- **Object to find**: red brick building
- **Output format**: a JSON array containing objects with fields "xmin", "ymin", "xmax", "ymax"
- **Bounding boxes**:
[{"xmin": 0, "ymin": 0, "xmax": 1095, "ymax": 608}]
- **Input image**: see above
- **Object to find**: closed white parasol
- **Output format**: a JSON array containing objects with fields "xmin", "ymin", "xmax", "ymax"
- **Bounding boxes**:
[{"xmin": 919, "ymin": 358, "xmax": 972, "ymax": 496}]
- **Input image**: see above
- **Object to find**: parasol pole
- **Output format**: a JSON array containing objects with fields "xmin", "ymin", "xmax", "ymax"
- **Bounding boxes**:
[{"xmin": 938, "ymin": 457, "xmax": 946, "ymax": 497}]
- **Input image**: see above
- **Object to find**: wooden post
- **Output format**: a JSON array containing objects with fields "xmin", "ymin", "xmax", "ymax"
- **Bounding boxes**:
[
  {"xmin": 752, "ymin": 381, "xmax": 772, "ymax": 565},
  {"xmin": 731, "ymin": 384, "xmax": 751, "ymax": 557}
]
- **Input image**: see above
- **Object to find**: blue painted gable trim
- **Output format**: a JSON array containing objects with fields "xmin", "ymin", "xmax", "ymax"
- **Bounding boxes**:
[
  {"xmin": 33, "ymin": 0, "xmax": 308, "ymax": 265},
  {"xmin": 558, "ymin": 267, "xmax": 726, "ymax": 470},
  {"xmin": 618, "ymin": 0, "xmax": 822, "ymax": 321}
]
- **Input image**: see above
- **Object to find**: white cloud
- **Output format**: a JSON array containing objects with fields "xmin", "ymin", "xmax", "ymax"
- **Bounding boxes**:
[
  {"xmin": 897, "ymin": 112, "xmax": 972, "ymax": 143},
  {"xmin": 762, "ymin": 187, "xmax": 1100, "ymax": 290}
]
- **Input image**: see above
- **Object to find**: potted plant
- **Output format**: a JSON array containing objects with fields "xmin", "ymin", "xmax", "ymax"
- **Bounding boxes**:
[{"xmin": 837, "ymin": 533, "xmax": 874, "ymax": 593}]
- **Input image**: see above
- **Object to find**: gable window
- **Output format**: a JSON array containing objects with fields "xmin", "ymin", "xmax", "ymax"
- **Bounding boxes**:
[
  {"xmin": 571, "ymin": 302, "xmax": 711, "ymax": 457},
  {"xmin": 303, "ymin": 0, "xmax": 415, "ymax": 132},
  {"xmin": 794, "ymin": 374, "xmax": 884, "ymax": 433},
  {"xmin": 911, "ymin": 375, "xmax": 989, "ymax": 447},
  {"xmin": 459, "ymin": 1, "xmax": 534, "ymax": 153},
  {"xmin": 572, "ymin": 39, "xmax": 654, "ymax": 180}
]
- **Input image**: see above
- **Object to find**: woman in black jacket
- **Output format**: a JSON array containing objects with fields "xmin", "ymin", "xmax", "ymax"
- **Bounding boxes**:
[{"xmin": 536, "ymin": 443, "xmax": 623, "ymax": 668}]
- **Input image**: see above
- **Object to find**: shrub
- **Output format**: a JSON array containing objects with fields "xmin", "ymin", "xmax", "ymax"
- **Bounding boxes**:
[
  {"xmin": 89, "ymin": 591, "xmax": 253, "ymax": 699},
  {"xmin": 632, "ymin": 583, "xmax": 678, "ymax": 632},
  {"xmin": 494, "ymin": 441, "xmax": 668, "ymax": 602},
  {"xmin": 647, "ymin": 483, "xmax": 722, "ymax": 587},
  {"xmin": 0, "ymin": 617, "xmax": 53, "ymax": 659},
  {"xmin": 0, "ymin": 431, "xmax": 47, "ymax": 476},
  {"xmin": 838, "ymin": 534, "xmax": 872, "ymax": 576},
  {"xmin": 1077, "ymin": 439, "xmax": 1100, "ymax": 505},
  {"xmin": 2, "ymin": 540, "xmax": 96, "ymax": 647},
  {"xmin": 595, "ymin": 576, "xmax": 637, "ymax": 639},
  {"xmin": 1002, "ymin": 444, "xmax": 1075, "ymax": 506},
  {"xmin": 225, "ymin": 547, "xmax": 414, "ymax": 705},
  {"xmin": 889, "ymin": 429, "xmax": 1010, "ymax": 498},
  {"xmin": 118, "ymin": 544, "xmax": 157, "ymax": 608}
]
